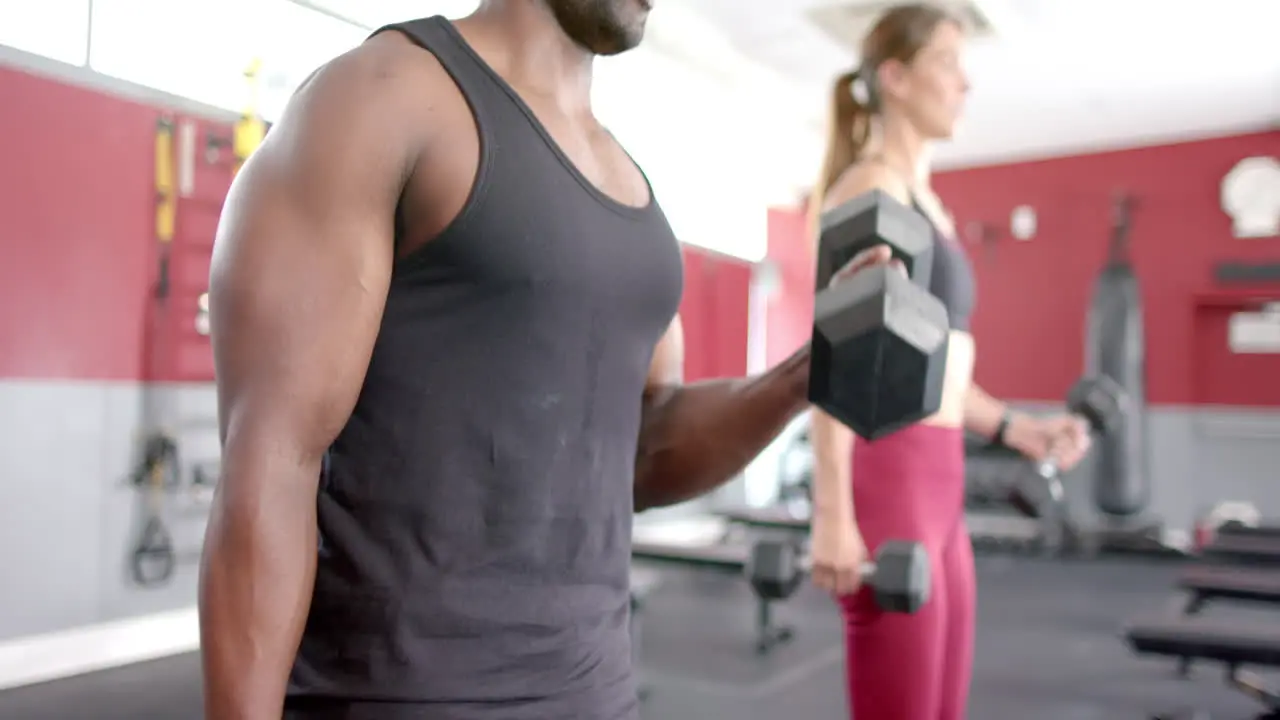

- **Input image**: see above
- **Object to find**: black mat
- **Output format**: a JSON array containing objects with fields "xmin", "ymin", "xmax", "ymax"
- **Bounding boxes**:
[{"xmin": 3, "ymin": 556, "xmax": 1279, "ymax": 719}]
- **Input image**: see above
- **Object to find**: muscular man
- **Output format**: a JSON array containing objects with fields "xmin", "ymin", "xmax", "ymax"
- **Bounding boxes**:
[{"xmin": 199, "ymin": 2, "xmax": 890, "ymax": 718}]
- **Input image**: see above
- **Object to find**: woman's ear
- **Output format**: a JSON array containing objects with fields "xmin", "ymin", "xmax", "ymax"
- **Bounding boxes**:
[{"xmin": 875, "ymin": 59, "xmax": 909, "ymax": 104}]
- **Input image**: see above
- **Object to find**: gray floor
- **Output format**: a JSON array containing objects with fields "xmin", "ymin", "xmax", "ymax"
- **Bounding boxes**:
[{"xmin": 1, "ymin": 554, "xmax": 1276, "ymax": 719}]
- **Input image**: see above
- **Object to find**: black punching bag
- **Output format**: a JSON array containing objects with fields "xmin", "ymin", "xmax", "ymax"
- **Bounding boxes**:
[{"xmin": 1084, "ymin": 193, "xmax": 1150, "ymax": 517}]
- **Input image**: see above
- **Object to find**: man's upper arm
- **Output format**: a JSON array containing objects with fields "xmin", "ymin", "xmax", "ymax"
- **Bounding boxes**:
[
  {"xmin": 646, "ymin": 315, "xmax": 685, "ymax": 390},
  {"xmin": 209, "ymin": 42, "xmax": 423, "ymax": 477}
]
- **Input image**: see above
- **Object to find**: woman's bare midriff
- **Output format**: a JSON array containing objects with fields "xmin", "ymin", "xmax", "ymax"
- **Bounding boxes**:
[{"xmin": 918, "ymin": 329, "xmax": 973, "ymax": 429}]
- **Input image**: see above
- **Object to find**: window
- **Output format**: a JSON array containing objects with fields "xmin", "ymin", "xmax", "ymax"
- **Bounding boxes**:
[
  {"xmin": 304, "ymin": 0, "xmax": 479, "ymax": 25},
  {"xmin": 89, "ymin": 0, "xmax": 365, "ymax": 120},
  {"xmin": 0, "ymin": 0, "xmax": 90, "ymax": 66},
  {"xmin": 596, "ymin": 48, "xmax": 767, "ymax": 261}
]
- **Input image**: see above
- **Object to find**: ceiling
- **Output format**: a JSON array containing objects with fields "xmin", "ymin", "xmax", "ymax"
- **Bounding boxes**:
[
  {"xmin": 673, "ymin": 0, "xmax": 1280, "ymax": 168},
  {"xmin": 299, "ymin": 0, "xmax": 1278, "ymax": 170}
]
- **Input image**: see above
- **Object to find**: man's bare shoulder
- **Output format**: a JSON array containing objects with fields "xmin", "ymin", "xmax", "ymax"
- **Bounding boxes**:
[{"xmin": 285, "ymin": 30, "xmax": 459, "ymax": 128}]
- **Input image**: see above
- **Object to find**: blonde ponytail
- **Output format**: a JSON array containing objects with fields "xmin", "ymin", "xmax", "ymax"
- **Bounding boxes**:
[{"xmin": 809, "ymin": 69, "xmax": 874, "ymax": 237}]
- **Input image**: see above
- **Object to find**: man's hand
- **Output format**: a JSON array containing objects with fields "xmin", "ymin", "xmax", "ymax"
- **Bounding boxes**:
[
  {"xmin": 828, "ymin": 244, "xmax": 905, "ymax": 287},
  {"xmin": 1005, "ymin": 413, "xmax": 1091, "ymax": 472}
]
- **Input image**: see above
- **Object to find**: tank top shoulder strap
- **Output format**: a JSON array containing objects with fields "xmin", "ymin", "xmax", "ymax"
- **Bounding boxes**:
[
  {"xmin": 371, "ymin": 16, "xmax": 513, "ymax": 143},
  {"xmin": 376, "ymin": 16, "xmax": 481, "ymax": 87}
]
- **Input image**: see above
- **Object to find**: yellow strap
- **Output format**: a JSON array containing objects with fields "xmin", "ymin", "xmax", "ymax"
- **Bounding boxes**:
[
  {"xmin": 154, "ymin": 117, "xmax": 175, "ymax": 244},
  {"xmin": 233, "ymin": 116, "xmax": 266, "ymax": 174},
  {"xmin": 233, "ymin": 58, "xmax": 267, "ymax": 176}
]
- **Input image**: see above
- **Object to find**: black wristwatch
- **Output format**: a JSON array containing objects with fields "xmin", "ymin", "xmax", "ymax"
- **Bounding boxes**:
[{"xmin": 989, "ymin": 411, "xmax": 1012, "ymax": 448}]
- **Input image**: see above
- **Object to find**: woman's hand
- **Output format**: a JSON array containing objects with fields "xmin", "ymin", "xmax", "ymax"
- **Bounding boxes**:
[
  {"xmin": 828, "ymin": 244, "xmax": 906, "ymax": 288},
  {"xmin": 810, "ymin": 517, "xmax": 869, "ymax": 596},
  {"xmin": 1005, "ymin": 413, "xmax": 1091, "ymax": 472}
]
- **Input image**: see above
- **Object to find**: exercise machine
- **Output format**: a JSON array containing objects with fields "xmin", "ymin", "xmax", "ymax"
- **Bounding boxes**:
[
  {"xmin": 963, "ymin": 438, "xmax": 1047, "ymax": 554},
  {"xmin": 965, "ymin": 375, "xmax": 1125, "ymax": 557}
]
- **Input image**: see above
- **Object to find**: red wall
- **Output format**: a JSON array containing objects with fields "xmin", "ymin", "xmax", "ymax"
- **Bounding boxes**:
[
  {"xmin": 764, "ymin": 208, "xmax": 815, "ymax": 367},
  {"xmin": 766, "ymin": 130, "xmax": 1280, "ymax": 407},
  {"xmin": 679, "ymin": 246, "xmax": 752, "ymax": 381},
  {"xmin": 0, "ymin": 64, "xmax": 751, "ymax": 386},
  {"xmin": 0, "ymin": 66, "xmax": 155, "ymax": 381},
  {"xmin": 0, "ymin": 65, "xmax": 230, "ymax": 382}
]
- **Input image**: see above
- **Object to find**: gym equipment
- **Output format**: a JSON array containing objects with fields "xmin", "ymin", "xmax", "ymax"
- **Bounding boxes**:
[
  {"xmin": 629, "ymin": 566, "xmax": 663, "ymax": 702},
  {"xmin": 749, "ymin": 538, "xmax": 926, "ymax": 608},
  {"xmin": 1197, "ymin": 501, "xmax": 1264, "ymax": 549},
  {"xmin": 1173, "ymin": 564, "xmax": 1280, "ymax": 677},
  {"xmin": 963, "ymin": 438, "xmax": 1048, "ymax": 554},
  {"xmin": 632, "ymin": 539, "xmax": 787, "ymax": 653},
  {"xmin": 130, "ymin": 515, "xmax": 176, "ymax": 587},
  {"xmin": 1034, "ymin": 374, "xmax": 1126, "ymax": 480},
  {"xmin": 775, "ymin": 428, "xmax": 813, "ymax": 516},
  {"xmin": 809, "ymin": 189, "xmax": 950, "ymax": 440},
  {"xmin": 632, "ymin": 540, "xmax": 746, "ymax": 568},
  {"xmin": 1126, "ymin": 617, "xmax": 1280, "ymax": 718},
  {"xmin": 716, "ymin": 506, "xmax": 810, "ymax": 533},
  {"xmin": 1178, "ymin": 565, "xmax": 1280, "ymax": 615},
  {"xmin": 632, "ymin": 536, "xmax": 929, "ymax": 654},
  {"xmin": 1204, "ymin": 533, "xmax": 1280, "ymax": 566},
  {"xmin": 1084, "ymin": 193, "xmax": 1151, "ymax": 519},
  {"xmin": 1219, "ymin": 520, "xmax": 1280, "ymax": 540},
  {"xmin": 963, "ymin": 376, "xmax": 1125, "ymax": 558},
  {"xmin": 745, "ymin": 538, "xmax": 928, "ymax": 652},
  {"xmin": 130, "ymin": 432, "xmax": 179, "ymax": 587},
  {"xmin": 1024, "ymin": 375, "xmax": 1127, "ymax": 554}
]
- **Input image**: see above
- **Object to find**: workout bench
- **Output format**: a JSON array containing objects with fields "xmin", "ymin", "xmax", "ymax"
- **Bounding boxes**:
[
  {"xmin": 1219, "ymin": 523, "xmax": 1280, "ymax": 541},
  {"xmin": 716, "ymin": 506, "xmax": 810, "ymax": 534},
  {"xmin": 1126, "ymin": 617, "xmax": 1280, "ymax": 718},
  {"xmin": 1204, "ymin": 533, "xmax": 1280, "ymax": 566},
  {"xmin": 1178, "ymin": 565, "xmax": 1280, "ymax": 615}
]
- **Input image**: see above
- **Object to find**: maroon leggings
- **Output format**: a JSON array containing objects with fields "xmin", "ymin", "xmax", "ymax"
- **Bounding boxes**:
[{"xmin": 838, "ymin": 424, "xmax": 974, "ymax": 720}]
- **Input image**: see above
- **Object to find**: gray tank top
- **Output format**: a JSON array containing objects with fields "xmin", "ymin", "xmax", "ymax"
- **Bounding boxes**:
[{"xmin": 285, "ymin": 16, "xmax": 684, "ymax": 719}]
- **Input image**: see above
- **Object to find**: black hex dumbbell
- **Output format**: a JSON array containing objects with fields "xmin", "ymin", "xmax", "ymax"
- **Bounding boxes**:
[
  {"xmin": 1008, "ymin": 375, "xmax": 1128, "ymax": 554},
  {"xmin": 1036, "ymin": 374, "xmax": 1127, "ymax": 480},
  {"xmin": 749, "ymin": 537, "xmax": 930, "ymax": 610},
  {"xmin": 745, "ymin": 537, "xmax": 931, "ymax": 653},
  {"xmin": 809, "ymin": 189, "xmax": 951, "ymax": 440}
]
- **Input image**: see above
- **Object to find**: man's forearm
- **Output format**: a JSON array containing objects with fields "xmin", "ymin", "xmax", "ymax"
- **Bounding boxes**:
[
  {"xmin": 200, "ymin": 465, "xmax": 319, "ymax": 719},
  {"xmin": 633, "ymin": 348, "xmax": 810, "ymax": 511},
  {"xmin": 964, "ymin": 383, "xmax": 1010, "ymax": 440}
]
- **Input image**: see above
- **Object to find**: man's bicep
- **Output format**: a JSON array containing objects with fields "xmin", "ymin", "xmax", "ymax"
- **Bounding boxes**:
[
  {"xmin": 646, "ymin": 315, "xmax": 685, "ymax": 389},
  {"xmin": 209, "ymin": 50, "xmax": 410, "ymax": 469}
]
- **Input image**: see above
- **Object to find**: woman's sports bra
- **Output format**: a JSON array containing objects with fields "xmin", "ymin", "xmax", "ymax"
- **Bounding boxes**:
[{"xmin": 911, "ymin": 198, "xmax": 976, "ymax": 332}]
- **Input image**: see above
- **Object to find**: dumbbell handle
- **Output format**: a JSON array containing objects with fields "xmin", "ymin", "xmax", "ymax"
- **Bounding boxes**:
[
  {"xmin": 798, "ymin": 554, "xmax": 878, "ymax": 579},
  {"xmin": 1033, "ymin": 409, "xmax": 1103, "ymax": 481},
  {"xmin": 1034, "ymin": 460, "xmax": 1066, "ymax": 503},
  {"xmin": 1036, "ymin": 457, "xmax": 1063, "ymax": 481}
]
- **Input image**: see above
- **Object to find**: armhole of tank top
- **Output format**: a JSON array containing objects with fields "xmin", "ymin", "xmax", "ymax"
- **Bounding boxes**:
[{"xmin": 377, "ymin": 18, "xmax": 495, "ymax": 276}]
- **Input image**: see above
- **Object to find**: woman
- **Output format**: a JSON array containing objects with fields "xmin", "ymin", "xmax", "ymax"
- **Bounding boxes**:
[{"xmin": 806, "ymin": 5, "xmax": 1092, "ymax": 719}]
